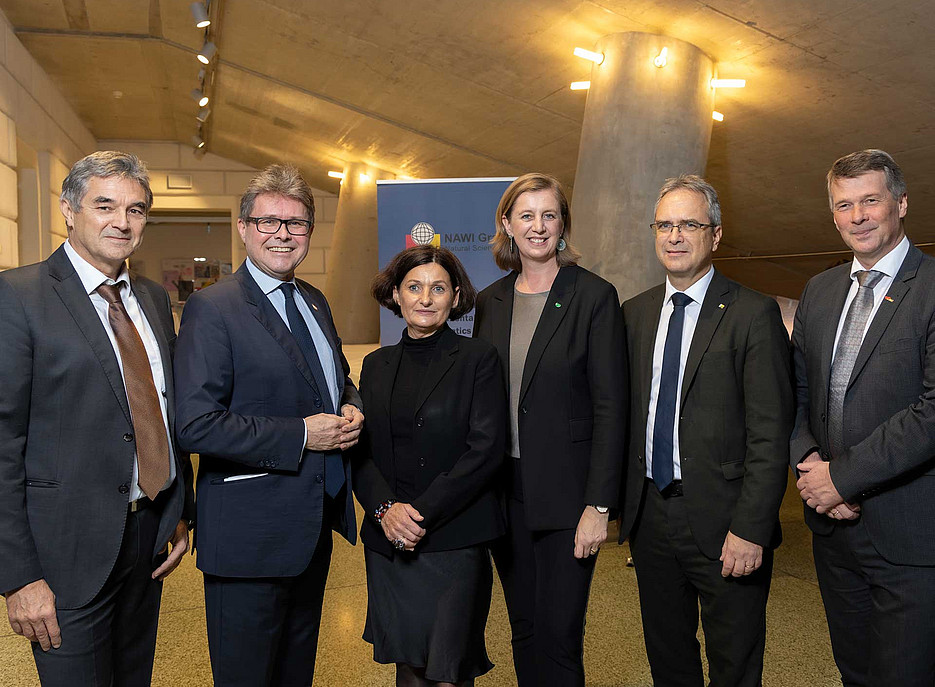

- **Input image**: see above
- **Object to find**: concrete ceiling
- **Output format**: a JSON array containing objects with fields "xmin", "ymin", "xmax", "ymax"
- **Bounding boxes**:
[{"xmin": 2, "ymin": 0, "xmax": 933, "ymax": 297}]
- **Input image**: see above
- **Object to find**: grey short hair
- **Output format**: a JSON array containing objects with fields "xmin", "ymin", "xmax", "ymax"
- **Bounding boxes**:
[
  {"xmin": 60, "ymin": 151, "xmax": 153, "ymax": 212},
  {"xmin": 654, "ymin": 174, "xmax": 721, "ymax": 227},
  {"xmin": 239, "ymin": 165, "xmax": 315, "ymax": 224},
  {"xmin": 826, "ymin": 149, "xmax": 907, "ymax": 208}
]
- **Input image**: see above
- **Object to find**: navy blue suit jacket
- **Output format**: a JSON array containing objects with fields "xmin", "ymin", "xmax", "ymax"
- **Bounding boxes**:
[{"xmin": 174, "ymin": 263, "xmax": 359, "ymax": 578}]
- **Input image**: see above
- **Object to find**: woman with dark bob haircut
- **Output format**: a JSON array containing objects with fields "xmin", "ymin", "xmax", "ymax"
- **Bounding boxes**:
[
  {"xmin": 473, "ymin": 173, "xmax": 626, "ymax": 686},
  {"xmin": 352, "ymin": 245, "xmax": 506, "ymax": 686}
]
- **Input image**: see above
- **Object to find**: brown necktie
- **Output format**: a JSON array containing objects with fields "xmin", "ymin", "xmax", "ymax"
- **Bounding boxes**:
[{"xmin": 97, "ymin": 282, "xmax": 170, "ymax": 500}]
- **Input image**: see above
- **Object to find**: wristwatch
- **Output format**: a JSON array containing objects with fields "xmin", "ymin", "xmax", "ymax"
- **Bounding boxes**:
[{"xmin": 588, "ymin": 504, "xmax": 609, "ymax": 514}]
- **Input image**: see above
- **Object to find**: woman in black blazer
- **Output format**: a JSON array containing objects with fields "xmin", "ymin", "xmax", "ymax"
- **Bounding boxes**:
[
  {"xmin": 473, "ymin": 173, "xmax": 626, "ymax": 687},
  {"xmin": 352, "ymin": 246, "xmax": 506, "ymax": 687}
]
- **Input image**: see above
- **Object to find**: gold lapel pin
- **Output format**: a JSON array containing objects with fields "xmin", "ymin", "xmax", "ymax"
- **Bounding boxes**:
[
  {"xmin": 311, "ymin": 303, "xmax": 319, "ymax": 311},
  {"xmin": 718, "ymin": 303, "xmax": 725, "ymax": 309},
  {"xmin": 884, "ymin": 296, "xmax": 894, "ymax": 303}
]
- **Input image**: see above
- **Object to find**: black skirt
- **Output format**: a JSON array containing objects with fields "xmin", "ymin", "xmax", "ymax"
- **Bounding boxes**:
[{"xmin": 363, "ymin": 544, "xmax": 495, "ymax": 682}]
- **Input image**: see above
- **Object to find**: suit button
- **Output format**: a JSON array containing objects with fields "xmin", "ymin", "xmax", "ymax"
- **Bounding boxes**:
[
  {"xmin": 820, "ymin": 413, "xmax": 826, "ymax": 422},
  {"xmin": 637, "ymin": 454, "xmax": 644, "ymax": 464},
  {"xmin": 118, "ymin": 483, "xmax": 130, "ymax": 494},
  {"xmin": 123, "ymin": 433, "xmax": 133, "ymax": 442},
  {"xmin": 419, "ymin": 458, "xmax": 425, "ymax": 467},
  {"xmin": 315, "ymin": 474, "xmax": 324, "ymax": 484},
  {"xmin": 314, "ymin": 398, "xmax": 322, "ymax": 408},
  {"xmin": 521, "ymin": 407, "xmax": 527, "ymax": 414},
  {"xmin": 416, "ymin": 417, "xmax": 424, "ymax": 427}
]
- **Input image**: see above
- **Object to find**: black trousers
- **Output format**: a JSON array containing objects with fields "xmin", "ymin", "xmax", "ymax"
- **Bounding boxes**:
[
  {"xmin": 492, "ymin": 486, "xmax": 597, "ymax": 687},
  {"xmin": 813, "ymin": 517, "xmax": 935, "ymax": 687},
  {"xmin": 32, "ymin": 505, "xmax": 166, "ymax": 687},
  {"xmin": 630, "ymin": 481, "xmax": 772, "ymax": 687},
  {"xmin": 203, "ymin": 497, "xmax": 337, "ymax": 687}
]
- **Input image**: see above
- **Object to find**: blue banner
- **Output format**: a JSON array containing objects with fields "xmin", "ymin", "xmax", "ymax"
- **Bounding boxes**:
[{"xmin": 377, "ymin": 178, "xmax": 514, "ymax": 346}]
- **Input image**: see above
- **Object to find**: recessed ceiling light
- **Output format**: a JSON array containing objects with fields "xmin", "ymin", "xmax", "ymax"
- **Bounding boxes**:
[
  {"xmin": 573, "ymin": 47, "xmax": 604, "ymax": 65},
  {"xmin": 712, "ymin": 111, "xmax": 725, "ymax": 122},
  {"xmin": 570, "ymin": 81, "xmax": 590, "ymax": 91},
  {"xmin": 328, "ymin": 171, "xmax": 345, "ymax": 179}
]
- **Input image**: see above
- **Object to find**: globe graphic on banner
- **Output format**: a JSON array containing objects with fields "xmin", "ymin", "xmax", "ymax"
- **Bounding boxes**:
[{"xmin": 410, "ymin": 222, "xmax": 436, "ymax": 245}]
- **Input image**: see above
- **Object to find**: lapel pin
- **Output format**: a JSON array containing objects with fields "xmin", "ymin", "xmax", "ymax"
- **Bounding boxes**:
[
  {"xmin": 884, "ymin": 296, "xmax": 894, "ymax": 303},
  {"xmin": 311, "ymin": 303, "xmax": 319, "ymax": 311},
  {"xmin": 718, "ymin": 303, "xmax": 725, "ymax": 309},
  {"xmin": 555, "ymin": 302, "xmax": 562, "ymax": 308}
]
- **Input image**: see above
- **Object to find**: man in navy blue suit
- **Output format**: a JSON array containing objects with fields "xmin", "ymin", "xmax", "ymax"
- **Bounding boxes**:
[{"xmin": 174, "ymin": 164, "xmax": 363, "ymax": 687}]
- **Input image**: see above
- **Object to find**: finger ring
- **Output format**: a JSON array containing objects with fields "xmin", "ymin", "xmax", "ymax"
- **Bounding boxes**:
[
  {"xmin": 831, "ymin": 509, "xmax": 839, "ymax": 517},
  {"xmin": 590, "ymin": 548, "xmax": 599, "ymax": 555},
  {"xmin": 393, "ymin": 539, "xmax": 405, "ymax": 551}
]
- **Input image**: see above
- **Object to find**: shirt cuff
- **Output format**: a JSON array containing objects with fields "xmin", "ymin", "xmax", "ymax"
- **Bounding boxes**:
[{"xmin": 299, "ymin": 420, "xmax": 307, "ymax": 463}]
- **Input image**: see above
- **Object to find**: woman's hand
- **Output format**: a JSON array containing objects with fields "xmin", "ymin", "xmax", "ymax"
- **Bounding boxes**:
[
  {"xmin": 381, "ymin": 502, "xmax": 426, "ymax": 552},
  {"xmin": 574, "ymin": 506, "xmax": 609, "ymax": 559}
]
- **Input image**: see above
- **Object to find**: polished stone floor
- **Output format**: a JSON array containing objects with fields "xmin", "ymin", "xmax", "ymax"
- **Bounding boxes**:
[{"xmin": 0, "ymin": 344, "xmax": 842, "ymax": 686}]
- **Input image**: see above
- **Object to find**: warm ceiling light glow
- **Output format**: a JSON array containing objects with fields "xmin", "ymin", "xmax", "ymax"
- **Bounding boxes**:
[
  {"xmin": 711, "ymin": 78, "xmax": 746, "ymax": 88},
  {"xmin": 194, "ymin": 256, "xmax": 208, "ymax": 262},
  {"xmin": 190, "ymin": 88, "xmax": 209, "ymax": 107},
  {"xmin": 190, "ymin": 2, "xmax": 211, "ymax": 28},
  {"xmin": 570, "ymin": 81, "xmax": 590, "ymax": 90},
  {"xmin": 328, "ymin": 171, "xmax": 345, "ymax": 179},
  {"xmin": 197, "ymin": 41, "xmax": 217, "ymax": 64},
  {"xmin": 573, "ymin": 47, "xmax": 604, "ymax": 65},
  {"xmin": 654, "ymin": 47, "xmax": 668, "ymax": 68},
  {"xmin": 712, "ymin": 111, "xmax": 724, "ymax": 122},
  {"xmin": 359, "ymin": 173, "xmax": 371, "ymax": 183},
  {"xmin": 196, "ymin": 106, "xmax": 211, "ymax": 122}
]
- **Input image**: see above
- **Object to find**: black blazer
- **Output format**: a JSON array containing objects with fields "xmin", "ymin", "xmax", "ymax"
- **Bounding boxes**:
[
  {"xmin": 790, "ymin": 244, "xmax": 935, "ymax": 565},
  {"xmin": 620, "ymin": 270, "xmax": 793, "ymax": 557},
  {"xmin": 352, "ymin": 326, "xmax": 506, "ymax": 556},
  {"xmin": 473, "ymin": 265, "xmax": 626, "ymax": 531},
  {"xmin": 175, "ymin": 264, "xmax": 360, "ymax": 577},
  {"xmin": 0, "ymin": 246, "xmax": 194, "ymax": 608}
]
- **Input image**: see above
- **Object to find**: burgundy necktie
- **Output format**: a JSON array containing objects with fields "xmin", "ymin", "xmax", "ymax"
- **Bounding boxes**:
[{"xmin": 97, "ymin": 283, "xmax": 170, "ymax": 500}]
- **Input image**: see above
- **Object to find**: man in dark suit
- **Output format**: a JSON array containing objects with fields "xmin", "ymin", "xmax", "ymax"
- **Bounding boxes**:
[
  {"xmin": 174, "ymin": 164, "xmax": 364, "ymax": 687},
  {"xmin": 620, "ymin": 174, "xmax": 793, "ymax": 686},
  {"xmin": 0, "ymin": 151, "xmax": 194, "ymax": 686},
  {"xmin": 793, "ymin": 149, "xmax": 935, "ymax": 686}
]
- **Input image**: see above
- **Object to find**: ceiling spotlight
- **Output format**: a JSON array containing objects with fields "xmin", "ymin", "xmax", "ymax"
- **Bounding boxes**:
[
  {"xmin": 193, "ymin": 256, "xmax": 208, "ymax": 262},
  {"xmin": 573, "ymin": 47, "xmax": 604, "ymax": 65},
  {"xmin": 192, "ymin": 135, "xmax": 206, "ymax": 148},
  {"xmin": 190, "ymin": 88, "xmax": 209, "ymax": 107},
  {"xmin": 359, "ymin": 173, "xmax": 371, "ymax": 184},
  {"xmin": 327, "ymin": 171, "xmax": 345, "ymax": 179},
  {"xmin": 711, "ymin": 78, "xmax": 746, "ymax": 88},
  {"xmin": 196, "ymin": 106, "xmax": 211, "ymax": 122},
  {"xmin": 653, "ymin": 47, "xmax": 668, "ymax": 68},
  {"xmin": 191, "ymin": 2, "xmax": 211, "ymax": 29},
  {"xmin": 197, "ymin": 40, "xmax": 217, "ymax": 64},
  {"xmin": 712, "ymin": 111, "xmax": 724, "ymax": 122},
  {"xmin": 569, "ymin": 81, "xmax": 590, "ymax": 91}
]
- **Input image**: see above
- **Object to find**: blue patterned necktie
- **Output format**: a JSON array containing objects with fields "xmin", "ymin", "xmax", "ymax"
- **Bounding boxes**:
[
  {"xmin": 280, "ymin": 283, "xmax": 344, "ymax": 497},
  {"xmin": 652, "ymin": 292, "xmax": 692, "ymax": 491}
]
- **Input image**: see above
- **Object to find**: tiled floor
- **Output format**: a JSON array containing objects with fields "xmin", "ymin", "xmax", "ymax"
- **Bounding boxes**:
[{"xmin": 0, "ymin": 344, "xmax": 842, "ymax": 686}]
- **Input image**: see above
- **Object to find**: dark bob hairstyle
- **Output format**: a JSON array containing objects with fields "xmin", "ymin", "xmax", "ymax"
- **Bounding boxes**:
[{"xmin": 371, "ymin": 245, "xmax": 477, "ymax": 320}]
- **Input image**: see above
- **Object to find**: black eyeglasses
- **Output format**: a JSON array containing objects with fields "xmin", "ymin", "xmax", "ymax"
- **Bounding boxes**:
[
  {"xmin": 649, "ymin": 220, "xmax": 716, "ymax": 235},
  {"xmin": 248, "ymin": 217, "xmax": 312, "ymax": 236}
]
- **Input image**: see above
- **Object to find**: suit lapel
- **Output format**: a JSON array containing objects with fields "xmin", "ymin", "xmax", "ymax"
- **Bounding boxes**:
[
  {"xmin": 237, "ymin": 265, "xmax": 322, "ymax": 397},
  {"xmin": 414, "ymin": 328, "xmax": 458, "ymax": 412},
  {"xmin": 638, "ymin": 286, "xmax": 665, "ymax": 425},
  {"xmin": 487, "ymin": 272, "xmax": 517, "ymax": 384},
  {"xmin": 680, "ymin": 272, "xmax": 732, "ymax": 408},
  {"xmin": 519, "ymin": 266, "xmax": 576, "ymax": 403},
  {"xmin": 378, "ymin": 337, "xmax": 405, "ymax": 417},
  {"xmin": 48, "ymin": 247, "xmax": 133, "ymax": 425},
  {"xmin": 848, "ymin": 246, "xmax": 920, "ymax": 389}
]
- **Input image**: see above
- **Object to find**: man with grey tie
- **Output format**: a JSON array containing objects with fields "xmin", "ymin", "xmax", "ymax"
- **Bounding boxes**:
[
  {"xmin": 174, "ymin": 164, "xmax": 363, "ymax": 686},
  {"xmin": 794, "ymin": 149, "xmax": 935, "ymax": 686}
]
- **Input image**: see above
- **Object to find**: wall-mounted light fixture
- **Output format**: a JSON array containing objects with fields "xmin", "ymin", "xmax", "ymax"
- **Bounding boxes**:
[
  {"xmin": 711, "ymin": 78, "xmax": 745, "ymax": 88},
  {"xmin": 573, "ymin": 47, "xmax": 604, "ymax": 65},
  {"xmin": 328, "ymin": 171, "xmax": 345, "ymax": 180},
  {"xmin": 712, "ymin": 111, "xmax": 724, "ymax": 122},
  {"xmin": 359, "ymin": 173, "xmax": 371, "ymax": 184},
  {"xmin": 653, "ymin": 47, "xmax": 668, "ymax": 68},
  {"xmin": 190, "ymin": 2, "xmax": 210, "ymax": 28},
  {"xmin": 197, "ymin": 40, "xmax": 217, "ymax": 64},
  {"xmin": 570, "ymin": 81, "xmax": 590, "ymax": 90}
]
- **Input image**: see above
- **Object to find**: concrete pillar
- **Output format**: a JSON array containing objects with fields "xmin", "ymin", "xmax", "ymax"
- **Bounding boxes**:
[
  {"xmin": 571, "ymin": 32, "xmax": 715, "ymax": 301},
  {"xmin": 324, "ymin": 162, "xmax": 394, "ymax": 343}
]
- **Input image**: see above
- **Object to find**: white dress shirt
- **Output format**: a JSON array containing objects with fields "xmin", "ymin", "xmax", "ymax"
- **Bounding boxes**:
[
  {"xmin": 63, "ymin": 240, "xmax": 176, "ymax": 502},
  {"xmin": 831, "ymin": 235, "xmax": 911, "ymax": 363},
  {"xmin": 645, "ymin": 266, "xmax": 716, "ymax": 480}
]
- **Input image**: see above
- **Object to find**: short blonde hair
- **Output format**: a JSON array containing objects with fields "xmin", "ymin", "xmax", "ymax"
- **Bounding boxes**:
[{"xmin": 491, "ymin": 173, "xmax": 580, "ymax": 272}]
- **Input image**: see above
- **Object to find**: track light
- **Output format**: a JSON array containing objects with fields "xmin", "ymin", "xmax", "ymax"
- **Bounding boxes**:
[
  {"xmin": 712, "ymin": 111, "xmax": 724, "ymax": 122},
  {"xmin": 190, "ymin": 88, "xmax": 209, "ymax": 107},
  {"xmin": 196, "ymin": 107, "xmax": 211, "ymax": 122},
  {"xmin": 192, "ymin": 135, "xmax": 206, "ymax": 148},
  {"xmin": 191, "ymin": 2, "xmax": 210, "ymax": 29},
  {"xmin": 569, "ymin": 81, "xmax": 590, "ymax": 91},
  {"xmin": 197, "ymin": 40, "xmax": 217, "ymax": 65},
  {"xmin": 573, "ymin": 47, "xmax": 604, "ymax": 65},
  {"xmin": 327, "ymin": 171, "xmax": 345, "ymax": 179}
]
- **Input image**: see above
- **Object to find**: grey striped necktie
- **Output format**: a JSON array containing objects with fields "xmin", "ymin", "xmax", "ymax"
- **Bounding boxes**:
[{"xmin": 828, "ymin": 269, "xmax": 884, "ymax": 459}]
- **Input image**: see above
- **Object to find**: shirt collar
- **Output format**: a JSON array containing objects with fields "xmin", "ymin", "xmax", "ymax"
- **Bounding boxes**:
[
  {"xmin": 245, "ymin": 257, "xmax": 295, "ymax": 296},
  {"xmin": 664, "ymin": 265, "xmax": 715, "ymax": 306},
  {"xmin": 63, "ymin": 239, "xmax": 130, "ymax": 295},
  {"xmin": 849, "ymin": 234, "xmax": 910, "ymax": 280}
]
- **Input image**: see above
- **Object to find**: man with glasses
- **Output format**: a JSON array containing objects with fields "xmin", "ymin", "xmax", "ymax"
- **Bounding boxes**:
[
  {"xmin": 174, "ymin": 164, "xmax": 363, "ymax": 686},
  {"xmin": 619, "ymin": 174, "xmax": 793, "ymax": 686}
]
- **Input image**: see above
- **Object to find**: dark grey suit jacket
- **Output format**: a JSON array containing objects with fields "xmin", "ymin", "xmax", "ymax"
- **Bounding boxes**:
[
  {"xmin": 620, "ymin": 270, "xmax": 794, "ymax": 557},
  {"xmin": 790, "ymin": 244, "xmax": 935, "ymax": 564},
  {"xmin": 0, "ymin": 245, "xmax": 194, "ymax": 608}
]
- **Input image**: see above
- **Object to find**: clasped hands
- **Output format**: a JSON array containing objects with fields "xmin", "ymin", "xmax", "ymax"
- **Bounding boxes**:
[
  {"xmin": 381, "ymin": 503, "xmax": 425, "ymax": 552},
  {"xmin": 304, "ymin": 404, "xmax": 364, "ymax": 451},
  {"xmin": 796, "ymin": 452, "xmax": 860, "ymax": 521}
]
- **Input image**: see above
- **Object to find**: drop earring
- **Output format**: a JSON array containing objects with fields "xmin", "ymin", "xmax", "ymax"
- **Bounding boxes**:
[{"xmin": 509, "ymin": 235, "xmax": 515, "ymax": 253}]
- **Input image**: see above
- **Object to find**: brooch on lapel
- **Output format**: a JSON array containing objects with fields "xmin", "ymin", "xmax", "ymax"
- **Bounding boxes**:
[
  {"xmin": 554, "ymin": 302, "xmax": 562, "ymax": 308},
  {"xmin": 311, "ymin": 303, "xmax": 319, "ymax": 311},
  {"xmin": 884, "ymin": 296, "xmax": 894, "ymax": 303},
  {"xmin": 718, "ymin": 303, "xmax": 726, "ymax": 309}
]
